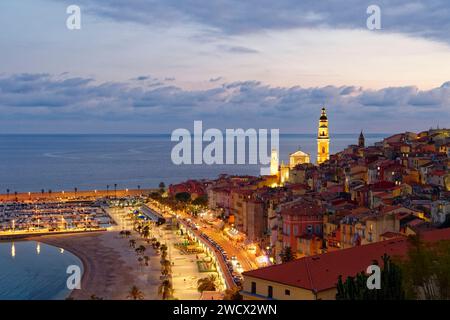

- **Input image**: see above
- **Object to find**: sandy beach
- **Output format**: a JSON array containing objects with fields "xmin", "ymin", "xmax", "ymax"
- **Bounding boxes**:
[{"xmin": 29, "ymin": 231, "xmax": 161, "ymax": 300}]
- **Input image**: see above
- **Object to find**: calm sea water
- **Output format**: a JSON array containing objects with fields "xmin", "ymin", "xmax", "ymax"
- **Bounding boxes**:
[
  {"xmin": 0, "ymin": 241, "xmax": 83, "ymax": 300},
  {"xmin": 0, "ymin": 134, "xmax": 387, "ymax": 192}
]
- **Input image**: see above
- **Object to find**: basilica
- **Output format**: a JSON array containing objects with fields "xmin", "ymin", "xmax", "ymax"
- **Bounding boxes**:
[{"xmin": 271, "ymin": 107, "xmax": 335, "ymax": 184}]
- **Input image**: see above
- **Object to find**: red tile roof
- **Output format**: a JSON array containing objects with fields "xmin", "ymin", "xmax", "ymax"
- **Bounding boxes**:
[{"xmin": 243, "ymin": 228, "xmax": 450, "ymax": 293}]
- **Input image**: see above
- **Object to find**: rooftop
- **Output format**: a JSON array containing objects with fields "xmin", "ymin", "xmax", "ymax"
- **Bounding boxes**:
[{"xmin": 243, "ymin": 228, "xmax": 450, "ymax": 293}]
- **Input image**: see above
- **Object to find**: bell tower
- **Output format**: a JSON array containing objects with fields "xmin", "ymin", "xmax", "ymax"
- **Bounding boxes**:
[
  {"xmin": 359, "ymin": 130, "xmax": 365, "ymax": 148},
  {"xmin": 270, "ymin": 149, "xmax": 279, "ymax": 176},
  {"xmin": 317, "ymin": 107, "xmax": 330, "ymax": 164}
]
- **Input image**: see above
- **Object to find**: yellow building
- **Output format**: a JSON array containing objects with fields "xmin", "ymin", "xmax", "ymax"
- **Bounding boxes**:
[
  {"xmin": 317, "ymin": 107, "xmax": 330, "ymax": 164},
  {"xmin": 270, "ymin": 149, "xmax": 279, "ymax": 176},
  {"xmin": 289, "ymin": 150, "xmax": 310, "ymax": 168}
]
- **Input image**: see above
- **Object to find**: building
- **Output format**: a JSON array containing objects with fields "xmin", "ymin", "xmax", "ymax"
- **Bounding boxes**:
[
  {"xmin": 270, "ymin": 149, "xmax": 279, "ymax": 176},
  {"xmin": 279, "ymin": 200, "xmax": 324, "ymax": 254},
  {"xmin": 317, "ymin": 107, "xmax": 330, "ymax": 164},
  {"xmin": 241, "ymin": 228, "xmax": 450, "ymax": 300},
  {"xmin": 359, "ymin": 131, "xmax": 365, "ymax": 148},
  {"xmin": 289, "ymin": 150, "xmax": 310, "ymax": 168}
]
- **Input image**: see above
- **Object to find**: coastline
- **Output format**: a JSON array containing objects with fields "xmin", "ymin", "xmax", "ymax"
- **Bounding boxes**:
[{"xmin": 28, "ymin": 231, "xmax": 161, "ymax": 300}]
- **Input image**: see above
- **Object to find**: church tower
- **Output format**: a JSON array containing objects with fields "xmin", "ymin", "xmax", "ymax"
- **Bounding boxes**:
[
  {"xmin": 270, "ymin": 149, "xmax": 279, "ymax": 176},
  {"xmin": 358, "ymin": 130, "xmax": 365, "ymax": 148},
  {"xmin": 317, "ymin": 107, "xmax": 330, "ymax": 164}
]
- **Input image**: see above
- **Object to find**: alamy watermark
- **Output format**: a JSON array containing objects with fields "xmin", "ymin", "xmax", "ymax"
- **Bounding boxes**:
[
  {"xmin": 367, "ymin": 4, "xmax": 381, "ymax": 30},
  {"xmin": 171, "ymin": 121, "xmax": 279, "ymax": 175},
  {"xmin": 66, "ymin": 5, "xmax": 81, "ymax": 30},
  {"xmin": 66, "ymin": 265, "xmax": 81, "ymax": 290}
]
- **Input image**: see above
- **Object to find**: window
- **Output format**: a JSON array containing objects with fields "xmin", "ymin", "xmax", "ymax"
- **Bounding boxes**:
[
  {"xmin": 285, "ymin": 289, "xmax": 291, "ymax": 296},
  {"xmin": 251, "ymin": 282, "xmax": 256, "ymax": 294},
  {"xmin": 268, "ymin": 286, "xmax": 273, "ymax": 298}
]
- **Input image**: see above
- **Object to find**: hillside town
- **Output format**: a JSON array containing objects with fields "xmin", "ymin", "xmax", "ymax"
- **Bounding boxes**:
[{"xmin": 166, "ymin": 114, "xmax": 450, "ymax": 299}]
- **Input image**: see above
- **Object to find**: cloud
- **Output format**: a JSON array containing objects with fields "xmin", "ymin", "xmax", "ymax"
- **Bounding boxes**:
[
  {"xmin": 70, "ymin": 0, "xmax": 450, "ymax": 44},
  {"xmin": 0, "ymin": 73, "xmax": 449, "ymax": 133},
  {"xmin": 209, "ymin": 77, "xmax": 223, "ymax": 83},
  {"xmin": 131, "ymin": 76, "xmax": 151, "ymax": 81},
  {"xmin": 217, "ymin": 45, "xmax": 259, "ymax": 54}
]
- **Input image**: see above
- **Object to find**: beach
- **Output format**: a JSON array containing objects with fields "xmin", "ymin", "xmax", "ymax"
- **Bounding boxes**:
[{"xmin": 30, "ymin": 231, "xmax": 161, "ymax": 300}]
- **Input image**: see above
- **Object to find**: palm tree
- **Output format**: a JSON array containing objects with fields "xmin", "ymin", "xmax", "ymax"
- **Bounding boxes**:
[
  {"xmin": 74, "ymin": 187, "xmax": 78, "ymax": 197},
  {"xmin": 223, "ymin": 287, "xmax": 243, "ymax": 300},
  {"xmin": 142, "ymin": 225, "xmax": 150, "ymax": 239},
  {"xmin": 106, "ymin": 184, "xmax": 110, "ymax": 196},
  {"xmin": 197, "ymin": 274, "xmax": 218, "ymax": 292},
  {"xmin": 161, "ymin": 259, "xmax": 171, "ymax": 275},
  {"xmin": 127, "ymin": 285, "xmax": 144, "ymax": 300},
  {"xmin": 279, "ymin": 246, "xmax": 296, "ymax": 263},
  {"xmin": 158, "ymin": 182, "xmax": 165, "ymax": 195},
  {"xmin": 6, "ymin": 189, "xmax": 10, "ymax": 200},
  {"xmin": 138, "ymin": 245, "xmax": 146, "ymax": 255},
  {"xmin": 114, "ymin": 183, "xmax": 117, "ymax": 198},
  {"xmin": 158, "ymin": 280, "xmax": 173, "ymax": 300}
]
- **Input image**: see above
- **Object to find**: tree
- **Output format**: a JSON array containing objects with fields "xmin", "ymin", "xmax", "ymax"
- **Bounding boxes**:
[
  {"xmin": 161, "ymin": 259, "xmax": 171, "ymax": 276},
  {"xmin": 127, "ymin": 285, "xmax": 144, "ymax": 300},
  {"xmin": 175, "ymin": 192, "xmax": 191, "ymax": 203},
  {"xmin": 192, "ymin": 195, "xmax": 208, "ymax": 207},
  {"xmin": 158, "ymin": 279, "xmax": 173, "ymax": 300},
  {"xmin": 159, "ymin": 182, "xmax": 166, "ymax": 194},
  {"xmin": 398, "ymin": 236, "xmax": 450, "ymax": 299},
  {"xmin": 142, "ymin": 225, "xmax": 150, "ymax": 239},
  {"xmin": 223, "ymin": 287, "xmax": 243, "ymax": 300},
  {"xmin": 279, "ymin": 246, "xmax": 296, "ymax": 263},
  {"xmin": 336, "ymin": 254, "xmax": 405, "ymax": 300},
  {"xmin": 197, "ymin": 274, "xmax": 218, "ymax": 292}
]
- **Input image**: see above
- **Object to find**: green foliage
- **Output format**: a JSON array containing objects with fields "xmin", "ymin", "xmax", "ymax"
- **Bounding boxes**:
[
  {"xmin": 192, "ymin": 195, "xmax": 208, "ymax": 206},
  {"xmin": 398, "ymin": 236, "xmax": 450, "ymax": 299},
  {"xmin": 336, "ymin": 254, "xmax": 405, "ymax": 300},
  {"xmin": 175, "ymin": 192, "xmax": 191, "ymax": 203},
  {"xmin": 197, "ymin": 274, "xmax": 218, "ymax": 292},
  {"xmin": 279, "ymin": 246, "xmax": 296, "ymax": 263}
]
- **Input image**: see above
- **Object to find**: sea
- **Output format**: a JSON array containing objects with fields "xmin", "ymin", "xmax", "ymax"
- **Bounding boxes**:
[
  {"xmin": 0, "ymin": 241, "xmax": 83, "ymax": 300},
  {"xmin": 0, "ymin": 134, "xmax": 388, "ymax": 193}
]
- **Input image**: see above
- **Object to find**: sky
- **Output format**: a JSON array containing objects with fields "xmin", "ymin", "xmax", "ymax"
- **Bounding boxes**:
[{"xmin": 0, "ymin": 0, "xmax": 449, "ymax": 133}]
